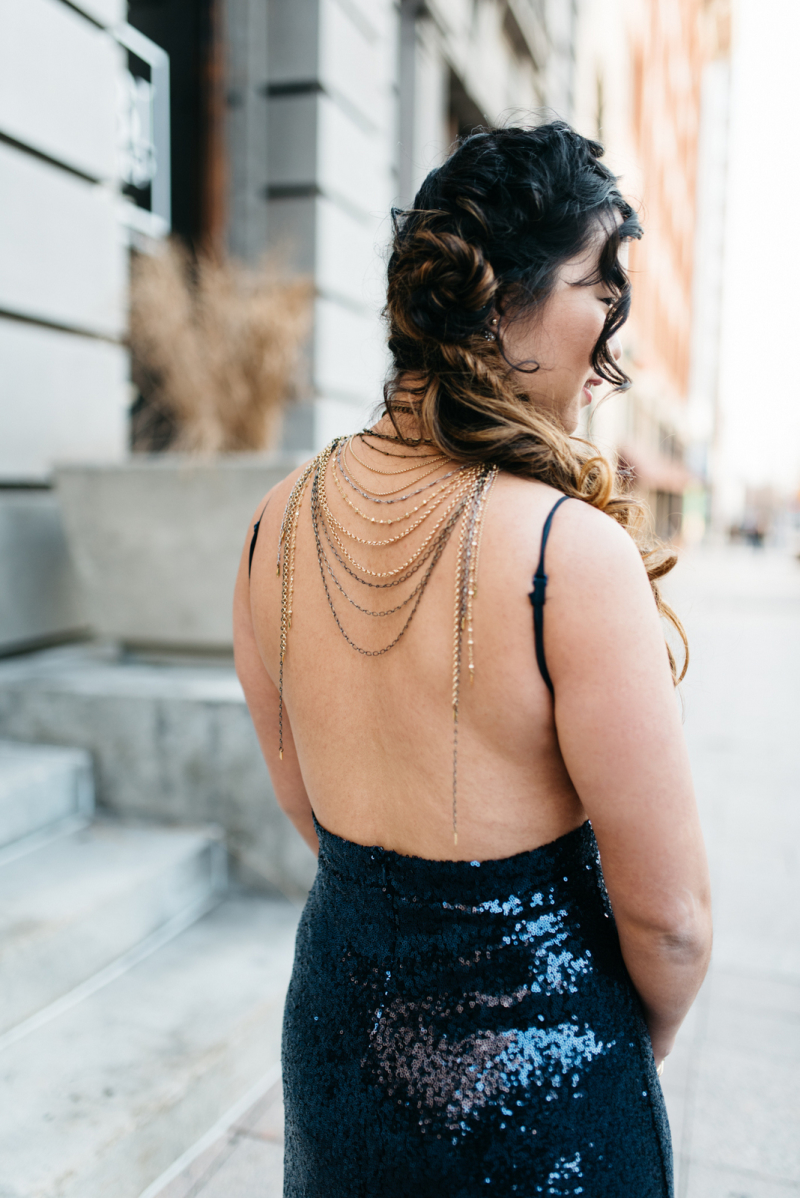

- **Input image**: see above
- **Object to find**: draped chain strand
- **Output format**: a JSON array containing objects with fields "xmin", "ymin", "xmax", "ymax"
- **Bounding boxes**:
[{"xmin": 276, "ymin": 434, "xmax": 497, "ymax": 844}]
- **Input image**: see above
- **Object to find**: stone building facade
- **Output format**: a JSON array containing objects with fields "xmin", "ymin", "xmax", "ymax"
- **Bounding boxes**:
[
  {"xmin": 127, "ymin": 0, "xmax": 578, "ymax": 451},
  {"xmin": 0, "ymin": 0, "xmax": 729, "ymax": 655},
  {"xmin": 572, "ymin": 0, "xmax": 731, "ymax": 540},
  {"xmin": 0, "ymin": 0, "xmax": 128, "ymax": 651},
  {"xmin": 0, "ymin": 0, "xmax": 170, "ymax": 652}
]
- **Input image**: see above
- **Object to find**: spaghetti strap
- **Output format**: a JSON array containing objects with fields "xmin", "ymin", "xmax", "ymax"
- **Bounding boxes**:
[
  {"xmin": 248, "ymin": 501, "xmax": 270, "ymax": 579},
  {"xmin": 528, "ymin": 494, "xmax": 570, "ymax": 696}
]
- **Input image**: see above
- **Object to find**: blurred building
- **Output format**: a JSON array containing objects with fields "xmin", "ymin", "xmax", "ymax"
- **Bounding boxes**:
[
  {"xmin": 688, "ymin": 0, "xmax": 733, "ymax": 541},
  {"xmin": 0, "ymin": 0, "xmax": 124, "ymax": 653},
  {"xmin": 0, "ymin": 8, "xmax": 738, "ymax": 1186},
  {"xmin": 127, "ymin": 0, "xmax": 578, "ymax": 451},
  {"xmin": 573, "ymin": 0, "xmax": 732, "ymax": 541},
  {"xmin": 0, "ymin": 0, "xmax": 732, "ymax": 655}
]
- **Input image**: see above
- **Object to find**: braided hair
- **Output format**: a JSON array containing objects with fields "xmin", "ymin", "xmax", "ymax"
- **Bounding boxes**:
[{"xmin": 383, "ymin": 120, "xmax": 687, "ymax": 681}]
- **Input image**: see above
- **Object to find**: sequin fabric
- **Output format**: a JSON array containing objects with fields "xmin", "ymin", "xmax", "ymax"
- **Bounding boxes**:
[{"xmin": 282, "ymin": 818, "xmax": 673, "ymax": 1197}]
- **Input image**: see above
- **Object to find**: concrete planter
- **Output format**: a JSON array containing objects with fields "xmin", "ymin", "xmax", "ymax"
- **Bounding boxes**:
[
  {"xmin": 55, "ymin": 455, "xmax": 303, "ymax": 652},
  {"xmin": 0, "ymin": 491, "xmax": 87, "ymax": 654}
]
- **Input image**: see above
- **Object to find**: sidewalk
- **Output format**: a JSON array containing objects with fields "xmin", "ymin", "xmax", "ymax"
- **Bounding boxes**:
[
  {"xmin": 153, "ymin": 544, "xmax": 800, "ymax": 1197},
  {"xmin": 659, "ymin": 545, "xmax": 800, "ymax": 1197}
]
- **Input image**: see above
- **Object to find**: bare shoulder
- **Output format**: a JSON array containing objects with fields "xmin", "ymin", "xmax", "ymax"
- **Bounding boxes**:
[
  {"xmin": 245, "ymin": 456, "xmax": 316, "ymax": 543},
  {"xmin": 541, "ymin": 495, "xmax": 671, "ymax": 690},
  {"xmin": 489, "ymin": 473, "xmax": 645, "ymax": 577},
  {"xmin": 486, "ymin": 473, "xmax": 656, "ymax": 646},
  {"xmin": 545, "ymin": 494, "xmax": 649, "ymax": 595}
]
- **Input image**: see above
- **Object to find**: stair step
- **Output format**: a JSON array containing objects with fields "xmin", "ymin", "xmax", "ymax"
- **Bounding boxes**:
[
  {"xmin": 0, "ymin": 895, "xmax": 299, "ymax": 1198},
  {"xmin": 141, "ymin": 1075, "xmax": 285, "ymax": 1198},
  {"xmin": 0, "ymin": 819, "xmax": 225, "ymax": 1035},
  {"xmin": 0, "ymin": 739, "xmax": 93, "ymax": 851}
]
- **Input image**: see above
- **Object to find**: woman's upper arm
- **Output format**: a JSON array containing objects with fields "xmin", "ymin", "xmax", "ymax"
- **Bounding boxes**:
[
  {"xmin": 233, "ymin": 497, "xmax": 311, "ymax": 822},
  {"xmin": 544, "ymin": 504, "xmax": 710, "ymax": 940}
]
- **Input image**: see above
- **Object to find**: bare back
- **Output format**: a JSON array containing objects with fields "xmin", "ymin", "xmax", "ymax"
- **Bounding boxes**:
[
  {"xmin": 235, "ymin": 426, "xmax": 711, "ymax": 1069},
  {"xmin": 246, "ymin": 455, "xmax": 583, "ymax": 861}
]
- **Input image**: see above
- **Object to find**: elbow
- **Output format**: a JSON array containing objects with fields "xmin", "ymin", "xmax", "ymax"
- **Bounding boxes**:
[
  {"xmin": 654, "ymin": 922, "xmax": 712, "ymax": 966},
  {"xmin": 624, "ymin": 893, "xmax": 713, "ymax": 967}
]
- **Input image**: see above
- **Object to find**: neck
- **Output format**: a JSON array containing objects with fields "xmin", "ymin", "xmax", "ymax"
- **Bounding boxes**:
[
  {"xmin": 374, "ymin": 378, "xmax": 429, "ymax": 442},
  {"xmin": 371, "ymin": 408, "xmax": 426, "ymax": 443}
]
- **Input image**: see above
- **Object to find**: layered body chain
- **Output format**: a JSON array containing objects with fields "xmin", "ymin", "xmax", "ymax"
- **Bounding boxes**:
[{"xmin": 275, "ymin": 432, "xmax": 497, "ymax": 845}]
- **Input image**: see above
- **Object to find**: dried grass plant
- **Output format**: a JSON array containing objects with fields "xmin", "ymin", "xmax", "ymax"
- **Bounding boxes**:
[{"xmin": 130, "ymin": 240, "xmax": 312, "ymax": 453}]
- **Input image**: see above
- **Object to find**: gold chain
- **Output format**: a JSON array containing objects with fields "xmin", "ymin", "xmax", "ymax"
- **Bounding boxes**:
[
  {"xmin": 343, "ymin": 439, "xmax": 449, "ymax": 496},
  {"xmin": 319, "ymin": 465, "xmax": 476, "ymax": 551},
  {"xmin": 317, "ymin": 463, "xmax": 482, "ymax": 579},
  {"xmin": 347, "ymin": 435, "xmax": 446, "ymax": 475},
  {"xmin": 275, "ymin": 434, "xmax": 498, "ymax": 847},
  {"xmin": 330, "ymin": 451, "xmax": 462, "ymax": 526}
]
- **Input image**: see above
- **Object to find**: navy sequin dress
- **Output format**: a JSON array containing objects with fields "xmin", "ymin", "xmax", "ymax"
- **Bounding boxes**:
[
  {"xmin": 277, "ymin": 497, "xmax": 672, "ymax": 1195},
  {"xmin": 282, "ymin": 818, "xmax": 672, "ymax": 1197}
]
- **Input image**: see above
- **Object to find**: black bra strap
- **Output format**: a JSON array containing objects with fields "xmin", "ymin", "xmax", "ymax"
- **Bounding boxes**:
[
  {"xmin": 528, "ymin": 495, "xmax": 570, "ymax": 696},
  {"xmin": 248, "ymin": 501, "xmax": 270, "ymax": 578}
]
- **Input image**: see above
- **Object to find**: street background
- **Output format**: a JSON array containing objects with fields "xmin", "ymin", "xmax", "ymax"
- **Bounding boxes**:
[
  {"xmin": 0, "ymin": 1, "xmax": 798, "ymax": 1195},
  {"xmin": 660, "ymin": 547, "xmax": 800, "ymax": 1198}
]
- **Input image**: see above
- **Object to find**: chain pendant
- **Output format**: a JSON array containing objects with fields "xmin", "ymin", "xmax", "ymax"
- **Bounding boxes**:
[
  {"xmin": 450, "ymin": 466, "xmax": 497, "ymax": 847},
  {"xmin": 273, "ymin": 432, "xmax": 497, "ymax": 853}
]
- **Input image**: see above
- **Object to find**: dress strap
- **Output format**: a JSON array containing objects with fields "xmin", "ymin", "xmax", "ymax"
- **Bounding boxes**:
[
  {"xmin": 248, "ymin": 502, "xmax": 270, "ymax": 578},
  {"xmin": 528, "ymin": 495, "xmax": 570, "ymax": 696}
]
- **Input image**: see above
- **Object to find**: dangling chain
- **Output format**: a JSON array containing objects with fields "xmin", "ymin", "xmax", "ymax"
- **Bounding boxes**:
[
  {"xmin": 275, "ymin": 457, "xmax": 317, "ymax": 758},
  {"xmin": 450, "ymin": 467, "xmax": 496, "ymax": 843},
  {"xmin": 276, "ymin": 433, "xmax": 497, "ymax": 844}
]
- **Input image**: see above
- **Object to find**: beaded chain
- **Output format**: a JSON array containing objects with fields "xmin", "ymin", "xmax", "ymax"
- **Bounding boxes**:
[
  {"xmin": 346, "ymin": 437, "xmax": 446, "ymax": 475},
  {"xmin": 276, "ymin": 431, "xmax": 497, "ymax": 845}
]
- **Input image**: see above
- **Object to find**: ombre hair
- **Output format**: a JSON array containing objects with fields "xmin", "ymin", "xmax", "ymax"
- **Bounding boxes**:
[{"xmin": 383, "ymin": 121, "xmax": 687, "ymax": 680}]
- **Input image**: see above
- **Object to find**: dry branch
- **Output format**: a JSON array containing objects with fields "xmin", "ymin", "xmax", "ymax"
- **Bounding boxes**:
[{"xmin": 130, "ymin": 241, "xmax": 312, "ymax": 453}]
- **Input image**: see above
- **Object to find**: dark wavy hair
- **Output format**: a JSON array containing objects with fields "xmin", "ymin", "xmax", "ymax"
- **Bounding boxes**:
[{"xmin": 383, "ymin": 120, "xmax": 687, "ymax": 681}]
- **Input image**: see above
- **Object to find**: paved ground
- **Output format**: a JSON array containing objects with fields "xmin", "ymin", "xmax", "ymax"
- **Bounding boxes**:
[
  {"xmin": 153, "ymin": 544, "xmax": 800, "ymax": 1197},
  {"xmin": 659, "ymin": 546, "xmax": 800, "ymax": 1197},
  {"xmin": 151, "ymin": 1079, "xmax": 285, "ymax": 1198}
]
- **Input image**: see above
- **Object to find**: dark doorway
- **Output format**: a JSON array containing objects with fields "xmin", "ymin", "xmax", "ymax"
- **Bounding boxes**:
[{"xmin": 127, "ymin": 0, "xmax": 226, "ymax": 251}]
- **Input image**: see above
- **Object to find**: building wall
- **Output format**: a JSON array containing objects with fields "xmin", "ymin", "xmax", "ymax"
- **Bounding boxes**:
[
  {"xmin": 0, "ymin": 0, "xmax": 130, "ymax": 482},
  {"xmin": 572, "ymin": 0, "xmax": 731, "ymax": 541},
  {"xmin": 408, "ymin": 0, "xmax": 549, "ymax": 200},
  {"xmin": 628, "ymin": 0, "xmax": 704, "ymax": 406},
  {"xmin": 0, "ymin": 0, "xmax": 133, "ymax": 651},
  {"xmin": 687, "ymin": 3, "xmax": 732, "ymax": 539},
  {"xmin": 261, "ymin": 0, "xmax": 576, "ymax": 453},
  {"xmin": 262, "ymin": 0, "xmax": 398, "ymax": 450}
]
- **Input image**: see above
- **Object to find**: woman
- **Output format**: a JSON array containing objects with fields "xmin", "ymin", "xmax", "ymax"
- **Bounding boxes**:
[{"xmin": 234, "ymin": 122, "xmax": 712, "ymax": 1197}]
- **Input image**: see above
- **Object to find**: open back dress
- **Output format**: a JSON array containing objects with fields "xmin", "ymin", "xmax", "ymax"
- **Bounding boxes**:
[{"xmin": 256, "ymin": 494, "xmax": 673, "ymax": 1197}]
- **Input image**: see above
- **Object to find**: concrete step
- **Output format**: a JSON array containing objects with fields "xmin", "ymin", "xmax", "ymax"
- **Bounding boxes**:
[
  {"xmin": 0, "ymin": 642, "xmax": 316, "ymax": 897},
  {"xmin": 0, "ymin": 819, "xmax": 225, "ymax": 1035},
  {"xmin": 0, "ymin": 895, "xmax": 299, "ymax": 1198},
  {"xmin": 143, "ymin": 1074, "xmax": 285, "ymax": 1198},
  {"xmin": 0, "ymin": 739, "xmax": 93, "ymax": 853}
]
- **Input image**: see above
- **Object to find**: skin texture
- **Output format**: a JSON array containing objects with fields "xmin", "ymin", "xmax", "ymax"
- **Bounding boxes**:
[{"xmin": 233, "ymin": 238, "xmax": 712, "ymax": 1069}]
